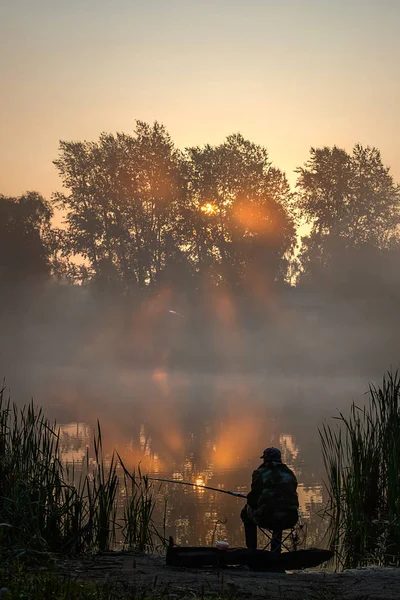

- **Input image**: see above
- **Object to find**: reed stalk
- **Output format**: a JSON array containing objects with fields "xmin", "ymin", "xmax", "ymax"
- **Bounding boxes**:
[
  {"xmin": 0, "ymin": 386, "xmax": 162, "ymax": 557},
  {"xmin": 320, "ymin": 371, "xmax": 400, "ymax": 568}
]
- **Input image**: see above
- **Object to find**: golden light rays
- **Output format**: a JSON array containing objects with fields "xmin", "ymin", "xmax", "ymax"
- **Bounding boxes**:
[
  {"xmin": 131, "ymin": 285, "xmax": 173, "ymax": 358},
  {"xmin": 213, "ymin": 289, "xmax": 237, "ymax": 327},
  {"xmin": 210, "ymin": 288, "xmax": 242, "ymax": 372},
  {"xmin": 232, "ymin": 200, "xmax": 271, "ymax": 234},
  {"xmin": 151, "ymin": 368, "xmax": 170, "ymax": 396},
  {"xmin": 211, "ymin": 414, "xmax": 264, "ymax": 470},
  {"xmin": 210, "ymin": 384, "xmax": 268, "ymax": 470},
  {"xmin": 148, "ymin": 367, "xmax": 188, "ymax": 461},
  {"xmin": 164, "ymin": 428, "xmax": 186, "ymax": 455}
]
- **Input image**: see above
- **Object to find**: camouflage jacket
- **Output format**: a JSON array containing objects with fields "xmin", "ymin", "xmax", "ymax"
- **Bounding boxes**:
[{"xmin": 246, "ymin": 461, "xmax": 299, "ymax": 529}]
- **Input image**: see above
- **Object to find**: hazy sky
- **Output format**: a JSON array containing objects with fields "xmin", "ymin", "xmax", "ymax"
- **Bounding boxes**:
[{"xmin": 1, "ymin": 0, "xmax": 399, "ymax": 198}]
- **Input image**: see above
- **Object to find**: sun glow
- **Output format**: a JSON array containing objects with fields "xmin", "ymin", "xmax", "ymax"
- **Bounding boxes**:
[{"xmin": 201, "ymin": 203, "xmax": 218, "ymax": 215}]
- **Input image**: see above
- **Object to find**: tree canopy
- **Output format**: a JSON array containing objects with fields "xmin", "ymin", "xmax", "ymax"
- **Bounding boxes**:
[
  {"xmin": 294, "ymin": 144, "xmax": 400, "ymax": 288},
  {"xmin": 2, "ymin": 125, "xmax": 400, "ymax": 302},
  {"xmin": 0, "ymin": 191, "xmax": 52, "ymax": 282},
  {"xmin": 52, "ymin": 123, "xmax": 296, "ymax": 294}
]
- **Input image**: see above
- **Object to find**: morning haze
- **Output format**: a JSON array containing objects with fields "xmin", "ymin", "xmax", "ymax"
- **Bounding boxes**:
[{"xmin": 1, "ymin": 0, "xmax": 400, "ymax": 551}]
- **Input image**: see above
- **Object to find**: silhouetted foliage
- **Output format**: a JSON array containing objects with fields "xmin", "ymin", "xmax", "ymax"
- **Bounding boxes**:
[
  {"xmin": 53, "ymin": 122, "xmax": 185, "ymax": 291},
  {"xmin": 53, "ymin": 124, "xmax": 296, "ymax": 295},
  {"xmin": 183, "ymin": 134, "xmax": 296, "ymax": 290},
  {"xmin": 0, "ymin": 192, "xmax": 52, "ymax": 281},
  {"xmin": 2, "ymin": 127, "xmax": 400, "ymax": 311},
  {"xmin": 295, "ymin": 144, "xmax": 400, "ymax": 290}
]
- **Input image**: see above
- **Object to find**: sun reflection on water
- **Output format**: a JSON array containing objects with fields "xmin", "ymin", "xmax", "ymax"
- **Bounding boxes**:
[{"xmin": 58, "ymin": 415, "xmax": 326, "ymax": 547}]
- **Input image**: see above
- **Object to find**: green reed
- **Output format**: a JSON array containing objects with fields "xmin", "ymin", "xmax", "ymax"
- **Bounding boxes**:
[
  {"xmin": 320, "ymin": 371, "xmax": 400, "ymax": 569},
  {"xmin": 118, "ymin": 457, "xmax": 164, "ymax": 552},
  {"xmin": 0, "ymin": 386, "xmax": 164, "ymax": 558}
]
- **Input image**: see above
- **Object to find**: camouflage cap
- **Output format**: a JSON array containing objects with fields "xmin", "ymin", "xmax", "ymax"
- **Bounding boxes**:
[{"xmin": 260, "ymin": 447, "xmax": 282, "ymax": 461}]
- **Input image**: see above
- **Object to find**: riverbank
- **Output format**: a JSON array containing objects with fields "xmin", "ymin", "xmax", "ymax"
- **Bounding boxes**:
[{"xmin": 57, "ymin": 553, "xmax": 400, "ymax": 599}]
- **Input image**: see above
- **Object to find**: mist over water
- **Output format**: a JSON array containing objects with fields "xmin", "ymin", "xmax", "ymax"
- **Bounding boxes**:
[{"xmin": 2, "ymin": 281, "xmax": 396, "ymax": 546}]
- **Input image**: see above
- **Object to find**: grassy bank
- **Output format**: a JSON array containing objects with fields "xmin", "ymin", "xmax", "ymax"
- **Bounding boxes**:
[
  {"xmin": 320, "ymin": 371, "xmax": 400, "ymax": 569},
  {"xmin": 0, "ymin": 387, "xmax": 164, "ymax": 560},
  {"xmin": 0, "ymin": 566, "xmax": 121, "ymax": 600}
]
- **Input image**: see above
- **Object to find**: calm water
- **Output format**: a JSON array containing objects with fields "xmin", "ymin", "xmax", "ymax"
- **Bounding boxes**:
[{"xmin": 41, "ymin": 368, "xmax": 370, "ymax": 548}]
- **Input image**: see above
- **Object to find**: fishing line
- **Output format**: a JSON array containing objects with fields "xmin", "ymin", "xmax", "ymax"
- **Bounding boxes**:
[{"xmin": 147, "ymin": 476, "xmax": 247, "ymax": 498}]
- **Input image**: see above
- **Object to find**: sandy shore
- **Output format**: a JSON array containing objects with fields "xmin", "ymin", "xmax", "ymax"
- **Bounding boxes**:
[{"xmin": 59, "ymin": 553, "xmax": 400, "ymax": 599}]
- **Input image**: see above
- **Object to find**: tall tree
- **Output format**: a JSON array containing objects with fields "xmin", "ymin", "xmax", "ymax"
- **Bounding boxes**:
[
  {"xmin": 0, "ymin": 192, "xmax": 52, "ymax": 281},
  {"xmin": 295, "ymin": 144, "xmax": 400, "ymax": 286},
  {"xmin": 184, "ymin": 134, "xmax": 296, "ymax": 289},
  {"xmin": 53, "ymin": 121, "xmax": 184, "ymax": 290}
]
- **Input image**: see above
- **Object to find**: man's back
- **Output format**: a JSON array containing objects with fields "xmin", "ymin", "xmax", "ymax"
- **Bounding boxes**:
[{"xmin": 247, "ymin": 460, "xmax": 299, "ymax": 530}]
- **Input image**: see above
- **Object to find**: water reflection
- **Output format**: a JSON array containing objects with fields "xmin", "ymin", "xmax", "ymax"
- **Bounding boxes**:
[
  {"xmin": 58, "ymin": 418, "xmax": 325, "ymax": 548},
  {"xmin": 21, "ymin": 368, "xmax": 368, "ymax": 549}
]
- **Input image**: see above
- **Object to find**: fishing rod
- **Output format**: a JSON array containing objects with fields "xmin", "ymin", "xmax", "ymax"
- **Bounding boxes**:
[
  {"xmin": 148, "ymin": 476, "xmax": 304, "ymax": 531},
  {"xmin": 148, "ymin": 476, "xmax": 247, "ymax": 499}
]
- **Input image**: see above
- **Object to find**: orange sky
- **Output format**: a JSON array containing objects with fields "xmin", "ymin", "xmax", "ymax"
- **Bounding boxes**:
[{"xmin": 1, "ymin": 0, "xmax": 399, "ymax": 199}]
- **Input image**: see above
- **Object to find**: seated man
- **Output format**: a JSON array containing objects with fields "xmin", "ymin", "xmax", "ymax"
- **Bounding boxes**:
[{"xmin": 241, "ymin": 447, "xmax": 299, "ymax": 552}]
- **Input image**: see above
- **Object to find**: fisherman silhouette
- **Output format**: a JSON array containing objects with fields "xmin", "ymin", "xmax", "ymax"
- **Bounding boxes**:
[{"xmin": 241, "ymin": 447, "xmax": 299, "ymax": 553}]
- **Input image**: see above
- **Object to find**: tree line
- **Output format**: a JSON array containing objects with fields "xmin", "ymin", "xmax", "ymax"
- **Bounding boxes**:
[{"xmin": 2, "ymin": 121, "xmax": 400, "ymax": 301}]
